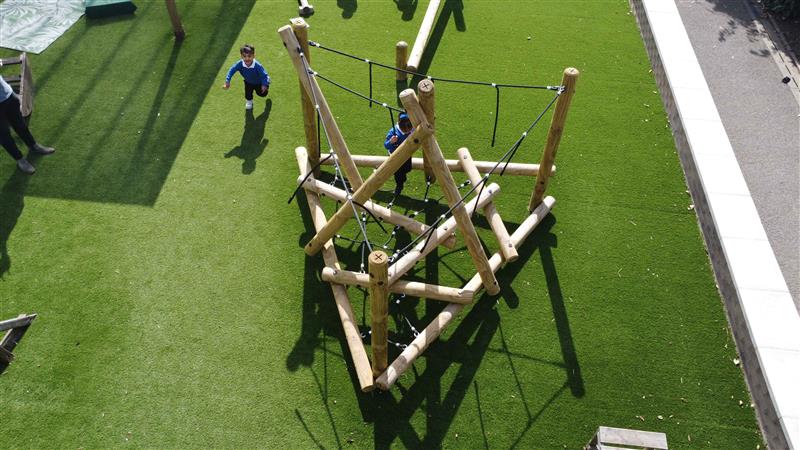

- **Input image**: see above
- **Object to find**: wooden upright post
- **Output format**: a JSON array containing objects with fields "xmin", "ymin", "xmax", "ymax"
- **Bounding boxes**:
[
  {"xmin": 165, "ymin": 0, "xmax": 185, "ymax": 41},
  {"xmin": 291, "ymin": 18, "xmax": 320, "ymax": 175},
  {"xmin": 395, "ymin": 41, "xmax": 408, "ymax": 82},
  {"xmin": 529, "ymin": 67, "xmax": 579, "ymax": 211},
  {"xmin": 369, "ymin": 251, "xmax": 389, "ymax": 376},
  {"xmin": 418, "ymin": 79, "xmax": 436, "ymax": 182}
]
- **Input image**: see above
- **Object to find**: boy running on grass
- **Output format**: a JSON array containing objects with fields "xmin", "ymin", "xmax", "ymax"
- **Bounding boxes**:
[{"xmin": 223, "ymin": 44, "xmax": 271, "ymax": 110}]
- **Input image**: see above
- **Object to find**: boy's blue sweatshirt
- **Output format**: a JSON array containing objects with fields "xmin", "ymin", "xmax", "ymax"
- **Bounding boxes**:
[
  {"xmin": 384, "ymin": 124, "xmax": 411, "ymax": 153},
  {"xmin": 226, "ymin": 59, "xmax": 271, "ymax": 86}
]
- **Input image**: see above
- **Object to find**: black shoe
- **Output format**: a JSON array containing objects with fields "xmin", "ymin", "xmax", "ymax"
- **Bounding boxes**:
[
  {"xmin": 16, "ymin": 158, "xmax": 35, "ymax": 174},
  {"xmin": 32, "ymin": 144, "xmax": 55, "ymax": 155}
]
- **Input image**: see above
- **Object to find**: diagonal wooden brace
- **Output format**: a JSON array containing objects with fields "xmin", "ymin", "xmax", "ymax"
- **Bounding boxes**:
[
  {"xmin": 295, "ymin": 148, "xmax": 375, "ymax": 391},
  {"xmin": 295, "ymin": 159, "xmax": 457, "ymax": 249},
  {"xmin": 388, "ymin": 183, "xmax": 501, "ymax": 285},
  {"xmin": 279, "ymin": 25, "xmax": 363, "ymax": 190},
  {"xmin": 457, "ymin": 147, "xmax": 518, "ymax": 262},
  {"xmin": 403, "ymin": 88, "xmax": 501, "ymax": 295},
  {"xmin": 303, "ymin": 123, "xmax": 433, "ymax": 256}
]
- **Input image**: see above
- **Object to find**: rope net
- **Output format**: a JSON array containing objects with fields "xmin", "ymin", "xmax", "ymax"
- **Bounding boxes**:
[{"xmin": 290, "ymin": 41, "xmax": 563, "ymax": 348}]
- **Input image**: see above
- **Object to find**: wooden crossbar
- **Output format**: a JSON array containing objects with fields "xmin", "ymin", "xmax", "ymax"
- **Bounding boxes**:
[
  {"xmin": 0, "ymin": 314, "xmax": 36, "ymax": 332},
  {"xmin": 321, "ymin": 154, "xmax": 550, "ymax": 177},
  {"xmin": 295, "ymin": 166, "xmax": 457, "ymax": 249},
  {"xmin": 375, "ymin": 197, "xmax": 555, "ymax": 390},
  {"xmin": 587, "ymin": 426, "xmax": 669, "ymax": 449},
  {"xmin": 295, "ymin": 148, "xmax": 375, "ymax": 392},
  {"xmin": 321, "ymin": 267, "xmax": 473, "ymax": 304}
]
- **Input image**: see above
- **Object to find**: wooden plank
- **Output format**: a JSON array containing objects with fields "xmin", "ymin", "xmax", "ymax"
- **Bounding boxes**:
[
  {"xmin": 407, "ymin": 0, "xmax": 442, "ymax": 72},
  {"xmin": 0, "ymin": 56, "xmax": 22, "ymax": 66},
  {"xmin": 0, "ymin": 314, "xmax": 35, "ymax": 332},
  {"xmin": 321, "ymin": 154, "xmax": 550, "ymax": 177},
  {"xmin": 279, "ymin": 25, "xmax": 364, "ymax": 190},
  {"xmin": 321, "ymin": 267, "xmax": 473, "ymax": 304},
  {"xmin": 597, "ymin": 426, "xmax": 669, "ymax": 449},
  {"xmin": 19, "ymin": 53, "xmax": 33, "ymax": 117},
  {"xmin": 295, "ymin": 148, "xmax": 375, "ymax": 392}
]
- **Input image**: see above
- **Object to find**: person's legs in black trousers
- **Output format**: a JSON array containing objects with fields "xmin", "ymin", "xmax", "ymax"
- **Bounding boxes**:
[
  {"xmin": 0, "ymin": 96, "xmax": 27, "ymax": 161},
  {"xmin": 0, "ymin": 94, "xmax": 54, "ymax": 174}
]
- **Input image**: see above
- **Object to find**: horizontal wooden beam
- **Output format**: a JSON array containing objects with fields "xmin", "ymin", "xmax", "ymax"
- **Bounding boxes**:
[
  {"xmin": 321, "ymin": 267, "xmax": 473, "ymax": 304},
  {"xmin": 321, "ymin": 154, "xmax": 551, "ymax": 177},
  {"xmin": 298, "ymin": 174, "xmax": 457, "ymax": 249}
]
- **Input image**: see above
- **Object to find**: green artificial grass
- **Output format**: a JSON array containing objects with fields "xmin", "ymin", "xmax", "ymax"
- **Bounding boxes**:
[{"xmin": 0, "ymin": 0, "xmax": 761, "ymax": 448}]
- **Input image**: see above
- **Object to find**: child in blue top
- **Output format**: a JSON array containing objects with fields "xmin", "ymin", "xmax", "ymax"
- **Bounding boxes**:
[
  {"xmin": 384, "ymin": 113, "xmax": 414, "ymax": 195},
  {"xmin": 223, "ymin": 44, "xmax": 271, "ymax": 110}
]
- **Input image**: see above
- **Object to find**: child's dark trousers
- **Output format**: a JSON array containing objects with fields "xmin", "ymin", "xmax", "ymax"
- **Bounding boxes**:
[{"xmin": 244, "ymin": 82, "xmax": 269, "ymax": 101}]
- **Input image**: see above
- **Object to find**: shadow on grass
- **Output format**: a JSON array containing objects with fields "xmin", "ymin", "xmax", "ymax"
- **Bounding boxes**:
[
  {"xmin": 21, "ymin": 0, "xmax": 256, "ymax": 206},
  {"xmin": 337, "ymin": 0, "xmax": 357, "ymax": 19},
  {"xmin": 224, "ymin": 99, "xmax": 272, "ymax": 174},
  {"xmin": 0, "ymin": 172, "xmax": 29, "ymax": 279},
  {"xmin": 393, "ymin": 0, "xmax": 419, "ymax": 21},
  {"xmin": 288, "ymin": 187, "xmax": 585, "ymax": 447}
]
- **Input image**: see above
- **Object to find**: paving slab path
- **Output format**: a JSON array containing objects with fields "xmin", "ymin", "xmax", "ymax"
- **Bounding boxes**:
[{"xmin": 675, "ymin": 0, "xmax": 800, "ymax": 310}]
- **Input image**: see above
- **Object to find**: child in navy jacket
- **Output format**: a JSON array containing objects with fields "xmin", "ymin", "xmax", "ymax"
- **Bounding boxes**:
[
  {"xmin": 223, "ymin": 44, "xmax": 271, "ymax": 110},
  {"xmin": 384, "ymin": 113, "xmax": 414, "ymax": 195}
]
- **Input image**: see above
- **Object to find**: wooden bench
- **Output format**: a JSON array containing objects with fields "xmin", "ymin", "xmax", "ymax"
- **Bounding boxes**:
[
  {"xmin": 0, "ymin": 52, "xmax": 34, "ymax": 117},
  {"xmin": 585, "ymin": 426, "xmax": 669, "ymax": 450},
  {"xmin": 0, "ymin": 314, "xmax": 37, "ymax": 365}
]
